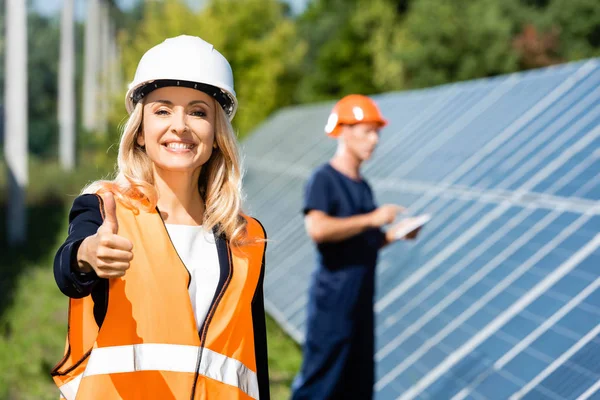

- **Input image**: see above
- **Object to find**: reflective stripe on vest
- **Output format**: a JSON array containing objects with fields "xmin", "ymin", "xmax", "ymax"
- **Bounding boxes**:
[
  {"xmin": 58, "ymin": 344, "xmax": 259, "ymax": 400},
  {"xmin": 58, "ymin": 373, "xmax": 82, "ymax": 400}
]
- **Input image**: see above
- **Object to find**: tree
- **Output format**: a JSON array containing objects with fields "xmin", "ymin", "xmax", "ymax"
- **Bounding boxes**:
[
  {"xmin": 294, "ymin": 0, "xmax": 378, "ymax": 102},
  {"xmin": 27, "ymin": 13, "xmax": 60, "ymax": 157},
  {"xmin": 541, "ymin": 0, "xmax": 600, "ymax": 59},
  {"xmin": 513, "ymin": 24, "xmax": 562, "ymax": 69},
  {"xmin": 395, "ymin": 0, "xmax": 520, "ymax": 88}
]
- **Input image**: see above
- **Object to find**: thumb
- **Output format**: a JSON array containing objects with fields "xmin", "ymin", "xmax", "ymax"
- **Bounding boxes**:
[{"xmin": 101, "ymin": 192, "xmax": 118, "ymax": 233}]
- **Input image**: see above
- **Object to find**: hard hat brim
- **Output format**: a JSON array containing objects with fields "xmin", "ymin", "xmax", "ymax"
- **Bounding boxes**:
[
  {"xmin": 326, "ymin": 118, "xmax": 388, "ymax": 138},
  {"xmin": 125, "ymin": 79, "xmax": 238, "ymax": 120}
]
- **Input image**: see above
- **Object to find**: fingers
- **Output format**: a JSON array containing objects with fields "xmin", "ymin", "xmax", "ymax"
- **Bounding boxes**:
[
  {"xmin": 94, "ymin": 257, "xmax": 132, "ymax": 279},
  {"xmin": 94, "ymin": 235, "xmax": 133, "ymax": 279},
  {"xmin": 101, "ymin": 192, "xmax": 119, "ymax": 234},
  {"xmin": 96, "ymin": 232, "xmax": 133, "ymax": 252},
  {"xmin": 96, "ymin": 247, "xmax": 134, "ymax": 262},
  {"xmin": 383, "ymin": 204, "xmax": 405, "ymax": 214}
]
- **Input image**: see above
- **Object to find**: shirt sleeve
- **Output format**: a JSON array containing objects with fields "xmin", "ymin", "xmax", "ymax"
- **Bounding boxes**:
[
  {"xmin": 53, "ymin": 194, "xmax": 104, "ymax": 298},
  {"xmin": 303, "ymin": 168, "xmax": 335, "ymax": 215}
]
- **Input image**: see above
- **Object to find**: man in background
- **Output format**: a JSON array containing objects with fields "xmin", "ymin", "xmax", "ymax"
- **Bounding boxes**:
[{"xmin": 291, "ymin": 94, "xmax": 424, "ymax": 400}]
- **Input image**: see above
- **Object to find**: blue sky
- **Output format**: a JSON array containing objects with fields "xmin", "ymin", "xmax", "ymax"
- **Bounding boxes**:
[{"xmin": 33, "ymin": 0, "xmax": 309, "ymax": 19}]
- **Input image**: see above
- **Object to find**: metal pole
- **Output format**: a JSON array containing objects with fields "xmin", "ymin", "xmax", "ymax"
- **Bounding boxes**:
[
  {"xmin": 4, "ymin": 0, "xmax": 28, "ymax": 244},
  {"xmin": 83, "ymin": 0, "xmax": 100, "ymax": 132},
  {"xmin": 59, "ymin": 0, "xmax": 76, "ymax": 170},
  {"xmin": 108, "ymin": 20, "xmax": 121, "ymax": 97},
  {"xmin": 99, "ymin": 0, "xmax": 110, "ymax": 133}
]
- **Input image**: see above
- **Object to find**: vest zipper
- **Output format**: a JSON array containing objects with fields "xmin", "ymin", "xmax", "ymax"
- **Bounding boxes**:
[{"xmin": 191, "ymin": 240, "xmax": 233, "ymax": 400}]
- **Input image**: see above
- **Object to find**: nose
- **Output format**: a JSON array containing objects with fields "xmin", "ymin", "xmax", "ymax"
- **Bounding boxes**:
[
  {"xmin": 170, "ymin": 108, "xmax": 189, "ymax": 135},
  {"xmin": 371, "ymin": 131, "xmax": 380, "ymax": 146}
]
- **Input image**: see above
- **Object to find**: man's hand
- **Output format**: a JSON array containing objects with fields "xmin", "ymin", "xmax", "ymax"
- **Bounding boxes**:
[{"xmin": 369, "ymin": 204, "xmax": 405, "ymax": 228}]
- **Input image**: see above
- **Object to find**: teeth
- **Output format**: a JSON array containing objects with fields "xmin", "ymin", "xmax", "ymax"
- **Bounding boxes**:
[{"xmin": 166, "ymin": 142, "xmax": 193, "ymax": 150}]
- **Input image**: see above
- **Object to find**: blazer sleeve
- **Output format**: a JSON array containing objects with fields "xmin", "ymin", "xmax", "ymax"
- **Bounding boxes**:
[
  {"xmin": 251, "ymin": 219, "xmax": 270, "ymax": 400},
  {"xmin": 53, "ymin": 193, "xmax": 104, "ymax": 298}
]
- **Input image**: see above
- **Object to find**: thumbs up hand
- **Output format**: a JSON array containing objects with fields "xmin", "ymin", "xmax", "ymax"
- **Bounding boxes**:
[{"xmin": 76, "ymin": 192, "xmax": 134, "ymax": 279}]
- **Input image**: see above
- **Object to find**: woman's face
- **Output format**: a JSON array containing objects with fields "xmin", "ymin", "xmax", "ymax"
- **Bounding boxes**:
[{"xmin": 138, "ymin": 86, "xmax": 216, "ymax": 176}]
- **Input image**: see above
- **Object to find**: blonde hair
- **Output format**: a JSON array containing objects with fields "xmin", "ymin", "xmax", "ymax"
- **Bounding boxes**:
[{"xmin": 83, "ymin": 100, "xmax": 248, "ymax": 245}]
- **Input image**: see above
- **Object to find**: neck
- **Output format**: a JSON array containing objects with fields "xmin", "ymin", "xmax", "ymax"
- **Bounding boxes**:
[
  {"xmin": 153, "ymin": 166, "xmax": 204, "ymax": 225},
  {"xmin": 330, "ymin": 145, "xmax": 362, "ymax": 180}
]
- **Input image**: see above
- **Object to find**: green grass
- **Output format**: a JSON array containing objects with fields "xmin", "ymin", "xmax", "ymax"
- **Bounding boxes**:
[
  {"xmin": 0, "ymin": 201, "xmax": 302, "ymax": 400},
  {"xmin": 267, "ymin": 315, "xmax": 303, "ymax": 399}
]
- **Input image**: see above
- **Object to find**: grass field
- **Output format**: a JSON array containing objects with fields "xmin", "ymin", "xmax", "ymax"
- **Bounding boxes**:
[{"xmin": 0, "ymin": 161, "xmax": 302, "ymax": 399}]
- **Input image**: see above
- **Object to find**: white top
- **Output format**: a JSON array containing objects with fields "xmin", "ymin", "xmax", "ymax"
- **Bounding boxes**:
[{"xmin": 165, "ymin": 224, "xmax": 220, "ymax": 330}]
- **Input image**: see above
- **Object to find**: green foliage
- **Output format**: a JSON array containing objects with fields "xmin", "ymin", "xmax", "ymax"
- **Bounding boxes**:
[
  {"xmin": 541, "ymin": 0, "xmax": 600, "ymax": 59},
  {"xmin": 0, "ymin": 157, "xmax": 112, "ymax": 206},
  {"xmin": 0, "ymin": 252, "xmax": 70, "ymax": 400},
  {"xmin": 266, "ymin": 315, "xmax": 302, "ymax": 399},
  {"xmin": 393, "ymin": 0, "xmax": 520, "ymax": 88},
  {"xmin": 294, "ymin": 0, "xmax": 599, "ymax": 93},
  {"xmin": 294, "ymin": 0, "xmax": 383, "ymax": 102},
  {"xmin": 27, "ymin": 13, "xmax": 61, "ymax": 158}
]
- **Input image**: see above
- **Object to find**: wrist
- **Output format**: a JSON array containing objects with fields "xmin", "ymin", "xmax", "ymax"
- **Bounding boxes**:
[
  {"xmin": 75, "ymin": 237, "xmax": 94, "ymax": 273},
  {"xmin": 363, "ymin": 212, "xmax": 376, "ymax": 230}
]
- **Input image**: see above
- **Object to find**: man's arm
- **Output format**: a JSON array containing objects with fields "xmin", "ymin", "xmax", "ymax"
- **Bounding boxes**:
[
  {"xmin": 305, "ymin": 210, "xmax": 373, "ymax": 243},
  {"xmin": 305, "ymin": 204, "xmax": 402, "ymax": 244}
]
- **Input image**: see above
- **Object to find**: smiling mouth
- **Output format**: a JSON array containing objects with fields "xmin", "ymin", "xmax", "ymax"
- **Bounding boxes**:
[{"xmin": 163, "ymin": 142, "xmax": 195, "ymax": 150}]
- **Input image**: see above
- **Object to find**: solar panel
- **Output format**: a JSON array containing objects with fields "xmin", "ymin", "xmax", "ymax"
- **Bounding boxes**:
[{"xmin": 242, "ymin": 58, "xmax": 600, "ymax": 399}]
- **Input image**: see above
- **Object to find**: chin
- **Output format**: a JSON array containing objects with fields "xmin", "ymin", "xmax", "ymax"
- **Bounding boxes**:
[{"xmin": 154, "ymin": 161, "xmax": 200, "ymax": 173}]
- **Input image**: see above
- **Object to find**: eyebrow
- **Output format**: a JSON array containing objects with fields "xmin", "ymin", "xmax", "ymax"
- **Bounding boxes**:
[{"xmin": 153, "ymin": 99, "xmax": 212, "ymax": 108}]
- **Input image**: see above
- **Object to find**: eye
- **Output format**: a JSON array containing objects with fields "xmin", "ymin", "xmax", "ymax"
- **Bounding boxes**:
[
  {"xmin": 155, "ymin": 109, "xmax": 170, "ymax": 116},
  {"xmin": 190, "ymin": 109, "xmax": 207, "ymax": 118}
]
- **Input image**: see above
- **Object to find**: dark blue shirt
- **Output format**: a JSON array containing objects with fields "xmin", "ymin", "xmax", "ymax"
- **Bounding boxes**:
[{"xmin": 303, "ymin": 163, "xmax": 384, "ymax": 270}]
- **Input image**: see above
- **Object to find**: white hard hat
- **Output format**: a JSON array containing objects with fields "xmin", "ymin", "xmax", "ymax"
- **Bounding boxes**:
[{"xmin": 125, "ymin": 35, "xmax": 238, "ymax": 120}]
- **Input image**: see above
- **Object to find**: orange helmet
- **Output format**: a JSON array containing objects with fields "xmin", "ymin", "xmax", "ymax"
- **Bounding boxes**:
[{"xmin": 324, "ymin": 94, "xmax": 388, "ymax": 137}]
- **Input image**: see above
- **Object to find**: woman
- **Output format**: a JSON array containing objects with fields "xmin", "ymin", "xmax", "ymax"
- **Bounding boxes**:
[{"xmin": 51, "ymin": 35, "xmax": 269, "ymax": 400}]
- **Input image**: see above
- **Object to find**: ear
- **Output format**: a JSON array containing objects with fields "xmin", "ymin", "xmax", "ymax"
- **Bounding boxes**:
[
  {"xmin": 338, "ymin": 124, "xmax": 351, "ymax": 140},
  {"xmin": 136, "ymin": 131, "xmax": 145, "ymax": 147}
]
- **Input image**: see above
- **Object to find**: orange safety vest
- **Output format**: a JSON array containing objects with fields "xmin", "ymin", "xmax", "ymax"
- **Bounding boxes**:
[{"xmin": 51, "ymin": 199, "xmax": 266, "ymax": 399}]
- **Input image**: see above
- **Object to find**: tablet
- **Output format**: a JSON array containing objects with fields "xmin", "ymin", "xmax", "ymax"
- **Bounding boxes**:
[{"xmin": 393, "ymin": 214, "xmax": 431, "ymax": 240}]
